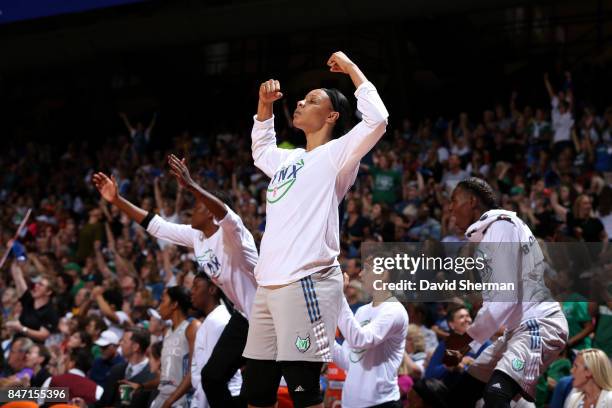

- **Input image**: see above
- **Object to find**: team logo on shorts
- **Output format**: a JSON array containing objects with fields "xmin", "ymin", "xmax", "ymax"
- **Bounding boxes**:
[
  {"xmin": 512, "ymin": 358, "xmax": 525, "ymax": 371},
  {"xmin": 295, "ymin": 335, "xmax": 311, "ymax": 353}
]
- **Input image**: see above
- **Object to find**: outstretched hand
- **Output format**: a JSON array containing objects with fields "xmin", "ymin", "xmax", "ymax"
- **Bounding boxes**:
[
  {"xmin": 92, "ymin": 172, "xmax": 119, "ymax": 203},
  {"xmin": 327, "ymin": 51, "xmax": 356, "ymax": 74},
  {"xmin": 259, "ymin": 79, "xmax": 283, "ymax": 104},
  {"xmin": 167, "ymin": 154, "xmax": 194, "ymax": 189}
]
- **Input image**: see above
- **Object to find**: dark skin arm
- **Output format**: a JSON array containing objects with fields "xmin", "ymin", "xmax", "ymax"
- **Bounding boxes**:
[
  {"xmin": 92, "ymin": 173, "xmax": 147, "ymax": 224},
  {"xmin": 167, "ymin": 154, "xmax": 228, "ymax": 220}
]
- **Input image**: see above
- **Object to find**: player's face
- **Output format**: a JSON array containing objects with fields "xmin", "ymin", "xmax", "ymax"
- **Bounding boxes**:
[
  {"xmin": 292, "ymin": 89, "xmax": 334, "ymax": 134},
  {"xmin": 190, "ymin": 278, "xmax": 209, "ymax": 311},
  {"xmin": 449, "ymin": 187, "xmax": 474, "ymax": 233},
  {"xmin": 191, "ymin": 200, "xmax": 213, "ymax": 231},
  {"xmin": 158, "ymin": 291, "xmax": 174, "ymax": 320},
  {"xmin": 448, "ymin": 308, "xmax": 472, "ymax": 335}
]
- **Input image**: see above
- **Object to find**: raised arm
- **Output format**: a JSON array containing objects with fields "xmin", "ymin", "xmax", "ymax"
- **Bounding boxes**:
[
  {"xmin": 93, "ymin": 172, "xmax": 147, "ymax": 224},
  {"xmin": 327, "ymin": 51, "xmax": 366, "ymax": 89},
  {"xmin": 252, "ymin": 80, "xmax": 292, "ymax": 177},
  {"xmin": 167, "ymin": 154, "xmax": 228, "ymax": 220},
  {"xmin": 326, "ymin": 52, "xmax": 389, "ymax": 171},
  {"xmin": 147, "ymin": 112, "xmax": 157, "ymax": 133},
  {"xmin": 119, "ymin": 113, "xmax": 135, "ymax": 134},
  {"xmin": 544, "ymin": 73, "xmax": 555, "ymax": 100},
  {"xmin": 10, "ymin": 260, "xmax": 28, "ymax": 298}
]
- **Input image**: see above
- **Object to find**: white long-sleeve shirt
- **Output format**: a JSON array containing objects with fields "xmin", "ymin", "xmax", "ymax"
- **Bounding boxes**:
[
  {"xmin": 333, "ymin": 298, "xmax": 408, "ymax": 408},
  {"xmin": 252, "ymin": 81, "xmax": 389, "ymax": 285},
  {"xmin": 465, "ymin": 210, "xmax": 561, "ymax": 349},
  {"xmin": 551, "ymin": 96, "xmax": 574, "ymax": 143},
  {"xmin": 191, "ymin": 304, "xmax": 242, "ymax": 408},
  {"xmin": 146, "ymin": 205, "xmax": 258, "ymax": 319}
]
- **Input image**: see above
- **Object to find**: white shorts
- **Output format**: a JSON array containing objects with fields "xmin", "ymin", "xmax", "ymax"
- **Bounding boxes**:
[
  {"xmin": 468, "ymin": 310, "xmax": 569, "ymax": 401},
  {"xmin": 243, "ymin": 267, "xmax": 343, "ymax": 362}
]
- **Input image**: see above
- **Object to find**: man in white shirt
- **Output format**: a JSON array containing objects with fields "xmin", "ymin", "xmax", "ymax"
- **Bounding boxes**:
[
  {"xmin": 190, "ymin": 272, "xmax": 243, "ymax": 408},
  {"xmin": 445, "ymin": 178, "xmax": 568, "ymax": 408},
  {"xmin": 93, "ymin": 155, "xmax": 258, "ymax": 408},
  {"xmin": 333, "ymin": 274, "xmax": 409, "ymax": 408}
]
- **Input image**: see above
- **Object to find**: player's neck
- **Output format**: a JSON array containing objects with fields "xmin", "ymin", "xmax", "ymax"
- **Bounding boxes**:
[
  {"xmin": 202, "ymin": 224, "xmax": 219, "ymax": 238},
  {"xmin": 171, "ymin": 313, "xmax": 186, "ymax": 329},
  {"xmin": 203, "ymin": 302, "xmax": 219, "ymax": 317},
  {"xmin": 305, "ymin": 129, "xmax": 332, "ymax": 151}
]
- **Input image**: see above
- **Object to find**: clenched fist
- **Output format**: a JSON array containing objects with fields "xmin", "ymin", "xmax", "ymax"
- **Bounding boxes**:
[{"xmin": 259, "ymin": 79, "xmax": 283, "ymax": 104}]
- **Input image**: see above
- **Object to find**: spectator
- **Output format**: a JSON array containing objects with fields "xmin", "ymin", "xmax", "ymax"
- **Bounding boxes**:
[
  {"xmin": 544, "ymin": 73, "xmax": 575, "ymax": 155},
  {"xmin": 97, "ymin": 328, "xmax": 155, "ymax": 407},
  {"xmin": 41, "ymin": 349, "xmax": 104, "ymax": 404},
  {"xmin": 92, "ymin": 286, "xmax": 132, "ymax": 339},
  {"xmin": 89, "ymin": 330, "xmax": 124, "ymax": 386},
  {"xmin": 565, "ymin": 348, "xmax": 612, "ymax": 408},
  {"xmin": 1, "ymin": 288, "xmax": 18, "ymax": 321},
  {"xmin": 0, "ymin": 337, "xmax": 34, "ymax": 383},
  {"xmin": 147, "ymin": 309, "xmax": 168, "ymax": 345},
  {"xmin": 425, "ymin": 305, "xmax": 491, "ymax": 388},
  {"xmin": 342, "ymin": 198, "xmax": 370, "ymax": 252},
  {"xmin": 344, "ymin": 279, "xmax": 366, "ymax": 314},
  {"xmin": 67, "ymin": 331, "xmax": 93, "ymax": 352},
  {"xmin": 27, "ymin": 344, "xmax": 51, "ymax": 387},
  {"xmin": 6, "ymin": 261, "xmax": 58, "ymax": 343},
  {"xmin": 363, "ymin": 152, "xmax": 402, "ymax": 205},
  {"xmin": 441, "ymin": 154, "xmax": 468, "ymax": 193}
]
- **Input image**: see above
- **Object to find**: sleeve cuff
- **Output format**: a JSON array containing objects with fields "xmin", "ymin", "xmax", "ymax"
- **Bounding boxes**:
[
  {"xmin": 354, "ymin": 81, "xmax": 375, "ymax": 97},
  {"xmin": 253, "ymin": 114, "xmax": 275, "ymax": 128}
]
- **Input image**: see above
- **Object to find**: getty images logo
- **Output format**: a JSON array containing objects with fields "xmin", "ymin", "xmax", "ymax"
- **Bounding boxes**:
[{"xmin": 267, "ymin": 159, "xmax": 304, "ymax": 203}]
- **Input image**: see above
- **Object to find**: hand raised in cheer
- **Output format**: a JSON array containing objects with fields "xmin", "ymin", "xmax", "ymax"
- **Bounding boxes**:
[
  {"xmin": 92, "ymin": 172, "xmax": 119, "ymax": 203},
  {"xmin": 167, "ymin": 154, "xmax": 195, "ymax": 189},
  {"xmin": 327, "ymin": 51, "xmax": 356, "ymax": 74},
  {"xmin": 259, "ymin": 79, "xmax": 283, "ymax": 104}
]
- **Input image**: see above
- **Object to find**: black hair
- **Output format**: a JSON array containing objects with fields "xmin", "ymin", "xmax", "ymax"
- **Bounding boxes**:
[
  {"xmin": 456, "ymin": 177, "xmax": 498, "ymax": 210},
  {"xmin": 446, "ymin": 304, "xmax": 469, "ymax": 323},
  {"xmin": 194, "ymin": 272, "xmax": 223, "ymax": 303},
  {"xmin": 70, "ymin": 349, "xmax": 93, "ymax": 373},
  {"xmin": 321, "ymin": 88, "xmax": 353, "ymax": 139},
  {"xmin": 166, "ymin": 286, "xmax": 192, "ymax": 315},
  {"xmin": 126, "ymin": 327, "xmax": 151, "ymax": 354},
  {"xmin": 58, "ymin": 273, "xmax": 74, "ymax": 289},
  {"xmin": 103, "ymin": 289, "xmax": 123, "ymax": 311},
  {"xmin": 412, "ymin": 378, "xmax": 449, "ymax": 408},
  {"xmin": 76, "ymin": 331, "xmax": 93, "ymax": 349},
  {"xmin": 150, "ymin": 341, "xmax": 163, "ymax": 360},
  {"xmin": 36, "ymin": 345, "xmax": 51, "ymax": 367},
  {"xmin": 210, "ymin": 190, "xmax": 234, "ymax": 212}
]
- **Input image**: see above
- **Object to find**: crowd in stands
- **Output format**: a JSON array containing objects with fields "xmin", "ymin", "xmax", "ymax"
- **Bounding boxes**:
[{"xmin": 0, "ymin": 70, "xmax": 611, "ymax": 408}]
